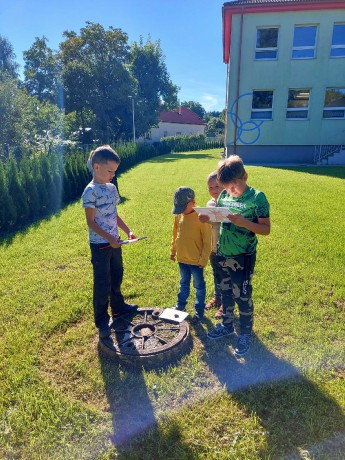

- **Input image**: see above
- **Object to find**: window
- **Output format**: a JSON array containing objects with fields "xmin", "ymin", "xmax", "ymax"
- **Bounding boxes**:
[
  {"xmin": 251, "ymin": 90, "xmax": 273, "ymax": 119},
  {"xmin": 163, "ymin": 131, "xmax": 168, "ymax": 137},
  {"xmin": 286, "ymin": 89, "xmax": 310, "ymax": 119},
  {"xmin": 323, "ymin": 88, "xmax": 345, "ymax": 119},
  {"xmin": 255, "ymin": 27, "xmax": 278, "ymax": 60},
  {"xmin": 176, "ymin": 132, "xmax": 181, "ymax": 136},
  {"xmin": 292, "ymin": 25, "xmax": 317, "ymax": 59},
  {"xmin": 330, "ymin": 24, "xmax": 345, "ymax": 57}
]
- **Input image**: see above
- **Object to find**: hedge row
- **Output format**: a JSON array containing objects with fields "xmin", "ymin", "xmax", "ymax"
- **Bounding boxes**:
[
  {"xmin": 0, "ymin": 135, "xmax": 223, "ymax": 235},
  {"xmin": 161, "ymin": 134, "xmax": 223, "ymax": 153}
]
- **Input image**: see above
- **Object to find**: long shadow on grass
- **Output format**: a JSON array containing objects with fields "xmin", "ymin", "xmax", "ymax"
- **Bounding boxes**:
[
  {"xmin": 98, "ymin": 345, "xmax": 197, "ymax": 459},
  {"xmin": 194, "ymin": 320, "xmax": 345, "ymax": 458},
  {"xmin": 98, "ymin": 345, "xmax": 156, "ymax": 446}
]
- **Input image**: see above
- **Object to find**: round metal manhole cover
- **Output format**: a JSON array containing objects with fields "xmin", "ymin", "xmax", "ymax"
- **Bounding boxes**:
[{"xmin": 99, "ymin": 308, "xmax": 191, "ymax": 368}]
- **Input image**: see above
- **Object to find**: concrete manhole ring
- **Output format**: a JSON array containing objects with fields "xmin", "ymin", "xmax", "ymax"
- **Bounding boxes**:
[{"xmin": 99, "ymin": 308, "xmax": 191, "ymax": 368}]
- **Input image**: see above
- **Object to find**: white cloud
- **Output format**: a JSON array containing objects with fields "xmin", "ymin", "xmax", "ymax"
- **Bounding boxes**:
[{"xmin": 200, "ymin": 93, "xmax": 222, "ymax": 112}]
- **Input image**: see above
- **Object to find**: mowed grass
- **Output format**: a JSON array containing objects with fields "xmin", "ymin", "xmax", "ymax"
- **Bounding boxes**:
[{"xmin": 1, "ymin": 149, "xmax": 344, "ymax": 459}]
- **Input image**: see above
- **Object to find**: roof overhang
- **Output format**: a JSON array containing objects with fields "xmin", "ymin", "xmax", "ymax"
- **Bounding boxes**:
[{"xmin": 222, "ymin": 1, "xmax": 345, "ymax": 63}]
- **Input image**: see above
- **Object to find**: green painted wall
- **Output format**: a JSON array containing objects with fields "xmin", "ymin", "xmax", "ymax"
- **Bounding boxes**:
[{"xmin": 226, "ymin": 9, "xmax": 345, "ymax": 147}]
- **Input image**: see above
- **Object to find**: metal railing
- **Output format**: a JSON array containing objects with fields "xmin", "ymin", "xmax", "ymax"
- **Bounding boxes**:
[{"xmin": 314, "ymin": 144, "xmax": 345, "ymax": 164}]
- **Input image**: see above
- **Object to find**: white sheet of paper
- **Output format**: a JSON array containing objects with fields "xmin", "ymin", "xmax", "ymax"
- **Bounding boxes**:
[
  {"xmin": 159, "ymin": 308, "xmax": 189, "ymax": 323},
  {"xmin": 193, "ymin": 207, "xmax": 232, "ymax": 222},
  {"xmin": 119, "ymin": 236, "xmax": 148, "ymax": 245}
]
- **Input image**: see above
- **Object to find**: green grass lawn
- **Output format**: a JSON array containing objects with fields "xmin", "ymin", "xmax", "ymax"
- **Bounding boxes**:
[{"xmin": 1, "ymin": 149, "xmax": 344, "ymax": 459}]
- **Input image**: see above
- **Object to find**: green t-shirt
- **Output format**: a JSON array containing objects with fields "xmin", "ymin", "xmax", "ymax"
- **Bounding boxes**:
[{"xmin": 217, "ymin": 186, "xmax": 270, "ymax": 257}]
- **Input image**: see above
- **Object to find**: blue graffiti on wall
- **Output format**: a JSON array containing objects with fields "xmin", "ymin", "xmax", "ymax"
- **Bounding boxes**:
[{"xmin": 228, "ymin": 92, "xmax": 265, "ymax": 145}]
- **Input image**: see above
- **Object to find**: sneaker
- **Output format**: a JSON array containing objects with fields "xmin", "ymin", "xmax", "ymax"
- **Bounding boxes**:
[
  {"xmin": 207, "ymin": 323, "xmax": 235, "ymax": 340},
  {"xmin": 205, "ymin": 297, "xmax": 222, "ymax": 310},
  {"xmin": 234, "ymin": 334, "xmax": 252, "ymax": 357},
  {"xmin": 191, "ymin": 313, "xmax": 204, "ymax": 324},
  {"xmin": 214, "ymin": 306, "xmax": 223, "ymax": 319},
  {"xmin": 173, "ymin": 304, "xmax": 186, "ymax": 312},
  {"xmin": 100, "ymin": 334, "xmax": 116, "ymax": 351},
  {"xmin": 112, "ymin": 303, "xmax": 138, "ymax": 318},
  {"xmin": 99, "ymin": 326, "xmax": 112, "ymax": 338}
]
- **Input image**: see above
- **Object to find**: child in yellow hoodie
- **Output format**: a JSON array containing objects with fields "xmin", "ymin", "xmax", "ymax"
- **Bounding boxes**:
[{"xmin": 170, "ymin": 186, "xmax": 211, "ymax": 323}]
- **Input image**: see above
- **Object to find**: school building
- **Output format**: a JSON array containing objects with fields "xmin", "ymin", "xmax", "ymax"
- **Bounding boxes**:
[{"xmin": 222, "ymin": 0, "xmax": 345, "ymax": 164}]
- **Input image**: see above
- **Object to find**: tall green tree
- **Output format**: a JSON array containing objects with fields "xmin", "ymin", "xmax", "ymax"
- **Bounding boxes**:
[
  {"xmin": 19, "ymin": 154, "xmax": 41, "ymax": 218},
  {"xmin": 0, "ymin": 77, "xmax": 35, "ymax": 147},
  {"xmin": 0, "ymin": 35, "xmax": 19, "ymax": 80},
  {"xmin": 60, "ymin": 22, "xmax": 134, "ymax": 142},
  {"xmin": 6, "ymin": 157, "xmax": 29, "ymax": 223},
  {"xmin": 23, "ymin": 36, "xmax": 61, "ymax": 105},
  {"xmin": 0, "ymin": 161, "xmax": 17, "ymax": 231},
  {"xmin": 129, "ymin": 36, "xmax": 179, "ymax": 137}
]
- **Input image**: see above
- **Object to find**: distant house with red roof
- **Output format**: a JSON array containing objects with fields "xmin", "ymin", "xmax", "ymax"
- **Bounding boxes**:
[{"xmin": 147, "ymin": 106, "xmax": 206, "ymax": 142}]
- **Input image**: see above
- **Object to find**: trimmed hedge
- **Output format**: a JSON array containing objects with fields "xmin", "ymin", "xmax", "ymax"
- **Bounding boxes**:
[{"xmin": 0, "ymin": 134, "xmax": 223, "ymax": 235}]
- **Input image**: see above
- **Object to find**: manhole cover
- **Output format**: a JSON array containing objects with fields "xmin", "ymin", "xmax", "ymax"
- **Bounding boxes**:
[{"xmin": 99, "ymin": 308, "xmax": 191, "ymax": 368}]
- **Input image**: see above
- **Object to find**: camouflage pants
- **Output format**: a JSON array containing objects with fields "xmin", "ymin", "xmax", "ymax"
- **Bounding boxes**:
[{"xmin": 215, "ymin": 253, "xmax": 256, "ymax": 334}]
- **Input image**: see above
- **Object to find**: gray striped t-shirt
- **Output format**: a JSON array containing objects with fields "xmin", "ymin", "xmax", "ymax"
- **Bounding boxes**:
[{"xmin": 82, "ymin": 181, "xmax": 120, "ymax": 244}]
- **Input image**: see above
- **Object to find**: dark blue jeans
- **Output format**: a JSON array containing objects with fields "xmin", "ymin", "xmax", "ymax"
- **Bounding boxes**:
[
  {"xmin": 177, "ymin": 262, "xmax": 206, "ymax": 316},
  {"xmin": 90, "ymin": 243, "xmax": 125, "ymax": 335}
]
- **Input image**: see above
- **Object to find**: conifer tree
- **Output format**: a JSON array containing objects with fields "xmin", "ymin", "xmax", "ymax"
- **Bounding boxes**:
[
  {"xmin": 0, "ymin": 161, "xmax": 16, "ymax": 231},
  {"xmin": 20, "ymin": 154, "xmax": 41, "ymax": 218},
  {"xmin": 41, "ymin": 155, "xmax": 57, "ymax": 212},
  {"xmin": 6, "ymin": 157, "xmax": 29, "ymax": 224},
  {"xmin": 32, "ymin": 156, "xmax": 48, "ymax": 215}
]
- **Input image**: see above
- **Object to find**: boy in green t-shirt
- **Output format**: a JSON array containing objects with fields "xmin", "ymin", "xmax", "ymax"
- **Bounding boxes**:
[{"xmin": 199, "ymin": 155, "xmax": 270, "ymax": 357}]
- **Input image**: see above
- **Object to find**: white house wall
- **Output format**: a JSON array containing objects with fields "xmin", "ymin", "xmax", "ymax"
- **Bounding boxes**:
[{"xmin": 150, "ymin": 122, "xmax": 206, "ymax": 142}]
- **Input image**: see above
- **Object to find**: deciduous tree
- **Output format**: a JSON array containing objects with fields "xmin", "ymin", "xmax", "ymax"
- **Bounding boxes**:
[
  {"xmin": 23, "ymin": 36, "xmax": 61, "ymax": 105},
  {"xmin": 129, "ymin": 36, "xmax": 179, "ymax": 137}
]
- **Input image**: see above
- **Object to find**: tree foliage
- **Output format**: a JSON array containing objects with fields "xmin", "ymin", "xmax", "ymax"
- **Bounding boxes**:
[
  {"xmin": 60, "ymin": 22, "xmax": 134, "ymax": 143},
  {"xmin": 23, "ymin": 36, "xmax": 61, "ymax": 105},
  {"xmin": 181, "ymin": 100, "xmax": 206, "ymax": 119},
  {"xmin": 0, "ymin": 77, "xmax": 35, "ymax": 146},
  {"xmin": 1, "ymin": 22, "xmax": 180, "ymax": 146},
  {"xmin": 0, "ymin": 35, "xmax": 19, "ymax": 80},
  {"xmin": 205, "ymin": 116, "xmax": 225, "ymax": 137},
  {"xmin": 129, "ymin": 36, "xmax": 179, "ymax": 136}
]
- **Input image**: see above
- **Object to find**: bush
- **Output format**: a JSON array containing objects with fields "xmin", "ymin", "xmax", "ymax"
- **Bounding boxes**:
[{"xmin": 0, "ymin": 135, "xmax": 217, "ymax": 235}]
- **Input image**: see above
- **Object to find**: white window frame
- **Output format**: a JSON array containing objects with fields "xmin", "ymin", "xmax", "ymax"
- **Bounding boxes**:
[
  {"xmin": 323, "ymin": 88, "xmax": 345, "ymax": 119},
  {"xmin": 292, "ymin": 25, "xmax": 317, "ymax": 59},
  {"xmin": 286, "ymin": 89, "xmax": 310, "ymax": 120},
  {"xmin": 330, "ymin": 23, "xmax": 345, "ymax": 58},
  {"xmin": 255, "ymin": 27, "xmax": 279, "ymax": 60},
  {"xmin": 251, "ymin": 90, "xmax": 274, "ymax": 120}
]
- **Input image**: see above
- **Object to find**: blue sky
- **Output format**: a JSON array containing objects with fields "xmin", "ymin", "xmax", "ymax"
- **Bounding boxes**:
[{"xmin": 0, "ymin": 0, "xmax": 227, "ymax": 111}]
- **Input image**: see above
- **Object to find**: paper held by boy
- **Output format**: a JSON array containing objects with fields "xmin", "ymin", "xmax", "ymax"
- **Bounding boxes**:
[
  {"xmin": 159, "ymin": 308, "xmax": 189, "ymax": 323},
  {"xmin": 193, "ymin": 207, "xmax": 232, "ymax": 223},
  {"xmin": 119, "ymin": 236, "xmax": 148, "ymax": 245},
  {"xmin": 100, "ymin": 236, "xmax": 148, "ymax": 250}
]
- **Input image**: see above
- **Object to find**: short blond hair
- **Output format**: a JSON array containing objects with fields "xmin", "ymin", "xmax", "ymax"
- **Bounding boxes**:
[
  {"xmin": 217, "ymin": 155, "xmax": 246, "ymax": 185},
  {"xmin": 207, "ymin": 171, "xmax": 218, "ymax": 183}
]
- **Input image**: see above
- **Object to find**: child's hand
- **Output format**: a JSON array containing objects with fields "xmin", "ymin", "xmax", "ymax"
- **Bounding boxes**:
[
  {"xmin": 109, "ymin": 236, "xmax": 120, "ymax": 248},
  {"xmin": 198, "ymin": 214, "xmax": 210, "ymax": 223},
  {"xmin": 128, "ymin": 231, "xmax": 137, "ymax": 240},
  {"xmin": 228, "ymin": 213, "xmax": 247, "ymax": 227},
  {"xmin": 170, "ymin": 254, "xmax": 176, "ymax": 262}
]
